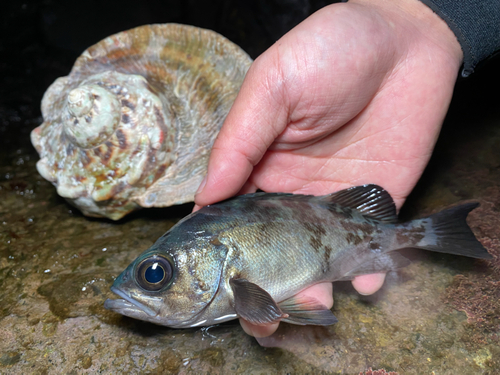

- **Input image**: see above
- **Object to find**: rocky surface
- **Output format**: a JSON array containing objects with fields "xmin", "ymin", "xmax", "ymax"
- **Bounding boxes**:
[{"xmin": 1, "ymin": 1, "xmax": 499, "ymax": 374}]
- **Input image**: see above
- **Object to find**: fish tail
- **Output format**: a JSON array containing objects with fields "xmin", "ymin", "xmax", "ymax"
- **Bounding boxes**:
[{"xmin": 413, "ymin": 202, "xmax": 491, "ymax": 259}]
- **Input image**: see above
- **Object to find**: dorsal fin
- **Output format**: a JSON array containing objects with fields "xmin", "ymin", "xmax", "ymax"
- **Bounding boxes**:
[
  {"xmin": 202, "ymin": 185, "xmax": 398, "ymax": 223},
  {"xmin": 325, "ymin": 184, "xmax": 398, "ymax": 223}
]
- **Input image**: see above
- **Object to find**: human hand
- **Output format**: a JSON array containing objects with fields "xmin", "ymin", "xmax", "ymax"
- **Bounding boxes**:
[{"xmin": 195, "ymin": 0, "xmax": 463, "ymax": 337}]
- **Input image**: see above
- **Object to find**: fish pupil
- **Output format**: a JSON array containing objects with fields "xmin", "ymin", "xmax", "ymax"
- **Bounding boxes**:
[
  {"xmin": 135, "ymin": 255, "xmax": 173, "ymax": 291},
  {"xmin": 145, "ymin": 262, "xmax": 164, "ymax": 284}
]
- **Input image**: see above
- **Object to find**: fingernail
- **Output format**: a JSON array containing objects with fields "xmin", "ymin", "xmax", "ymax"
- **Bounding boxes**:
[{"xmin": 195, "ymin": 175, "xmax": 207, "ymax": 196}]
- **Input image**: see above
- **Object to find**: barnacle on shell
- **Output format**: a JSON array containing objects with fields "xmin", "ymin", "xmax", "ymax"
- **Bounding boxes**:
[{"xmin": 31, "ymin": 24, "xmax": 252, "ymax": 220}]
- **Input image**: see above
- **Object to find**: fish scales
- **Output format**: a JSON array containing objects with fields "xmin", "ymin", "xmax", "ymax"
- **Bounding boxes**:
[
  {"xmin": 104, "ymin": 185, "xmax": 492, "ymax": 329},
  {"xmin": 216, "ymin": 198, "xmax": 387, "ymax": 302}
]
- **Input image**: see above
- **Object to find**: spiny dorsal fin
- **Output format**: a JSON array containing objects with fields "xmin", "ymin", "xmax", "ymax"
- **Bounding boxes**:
[{"xmin": 325, "ymin": 184, "xmax": 398, "ymax": 223}]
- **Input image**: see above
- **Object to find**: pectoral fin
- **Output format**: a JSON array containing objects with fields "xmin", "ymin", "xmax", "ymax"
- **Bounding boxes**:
[
  {"xmin": 230, "ymin": 278, "xmax": 338, "ymax": 326},
  {"xmin": 229, "ymin": 278, "xmax": 287, "ymax": 325},
  {"xmin": 278, "ymin": 295, "xmax": 338, "ymax": 326}
]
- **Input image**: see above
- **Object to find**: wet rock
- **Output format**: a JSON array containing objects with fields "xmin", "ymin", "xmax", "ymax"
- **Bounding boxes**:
[{"xmin": 1, "ymin": 1, "xmax": 500, "ymax": 374}]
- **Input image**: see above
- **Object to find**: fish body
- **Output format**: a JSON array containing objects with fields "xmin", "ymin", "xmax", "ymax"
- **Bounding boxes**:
[{"xmin": 104, "ymin": 185, "xmax": 491, "ymax": 328}]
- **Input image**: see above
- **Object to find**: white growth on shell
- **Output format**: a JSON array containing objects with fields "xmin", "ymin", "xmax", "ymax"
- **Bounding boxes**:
[{"xmin": 64, "ymin": 84, "xmax": 121, "ymax": 149}]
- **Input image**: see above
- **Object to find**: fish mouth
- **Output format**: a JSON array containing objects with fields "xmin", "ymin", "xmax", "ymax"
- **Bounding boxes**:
[{"xmin": 104, "ymin": 286, "xmax": 157, "ymax": 317}]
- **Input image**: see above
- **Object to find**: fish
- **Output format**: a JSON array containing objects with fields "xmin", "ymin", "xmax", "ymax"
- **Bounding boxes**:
[{"xmin": 104, "ymin": 184, "xmax": 492, "ymax": 328}]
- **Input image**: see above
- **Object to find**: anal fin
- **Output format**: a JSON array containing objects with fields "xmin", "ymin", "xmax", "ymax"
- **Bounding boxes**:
[{"xmin": 339, "ymin": 252, "xmax": 411, "ymax": 280}]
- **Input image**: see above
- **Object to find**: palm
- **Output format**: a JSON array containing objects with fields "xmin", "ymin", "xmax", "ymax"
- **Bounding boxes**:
[{"xmin": 248, "ymin": 85, "xmax": 439, "ymax": 210}]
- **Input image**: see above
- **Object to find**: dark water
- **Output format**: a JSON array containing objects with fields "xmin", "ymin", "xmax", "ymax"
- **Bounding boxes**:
[{"xmin": 1, "ymin": 1, "xmax": 499, "ymax": 373}]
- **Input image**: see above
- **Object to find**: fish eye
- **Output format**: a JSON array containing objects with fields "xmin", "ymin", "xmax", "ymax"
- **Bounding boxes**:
[{"xmin": 135, "ymin": 255, "xmax": 174, "ymax": 291}]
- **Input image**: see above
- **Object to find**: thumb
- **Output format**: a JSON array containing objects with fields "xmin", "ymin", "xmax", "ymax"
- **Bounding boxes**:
[{"xmin": 194, "ymin": 50, "xmax": 289, "ymax": 206}]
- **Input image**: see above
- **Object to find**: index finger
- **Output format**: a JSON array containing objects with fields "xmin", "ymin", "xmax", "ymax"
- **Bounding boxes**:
[{"xmin": 194, "ymin": 51, "xmax": 289, "ymax": 207}]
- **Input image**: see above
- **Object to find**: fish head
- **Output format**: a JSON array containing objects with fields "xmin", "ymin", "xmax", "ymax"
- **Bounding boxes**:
[{"xmin": 104, "ymin": 230, "xmax": 227, "ymax": 328}]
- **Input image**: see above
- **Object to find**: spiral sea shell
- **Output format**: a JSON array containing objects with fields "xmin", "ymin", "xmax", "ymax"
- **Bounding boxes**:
[{"xmin": 31, "ymin": 24, "xmax": 252, "ymax": 220}]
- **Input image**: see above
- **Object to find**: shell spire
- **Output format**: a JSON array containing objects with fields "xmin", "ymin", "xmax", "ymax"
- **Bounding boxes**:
[
  {"xmin": 64, "ymin": 84, "xmax": 121, "ymax": 149},
  {"xmin": 31, "ymin": 24, "xmax": 252, "ymax": 220}
]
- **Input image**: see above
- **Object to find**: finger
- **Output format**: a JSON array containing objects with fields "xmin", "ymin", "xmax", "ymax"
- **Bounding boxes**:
[
  {"xmin": 295, "ymin": 282, "xmax": 334, "ymax": 309},
  {"xmin": 239, "ymin": 319, "xmax": 280, "ymax": 338},
  {"xmin": 194, "ymin": 51, "xmax": 290, "ymax": 207},
  {"xmin": 193, "ymin": 181, "xmax": 257, "ymax": 214},
  {"xmin": 237, "ymin": 180, "xmax": 259, "ymax": 196},
  {"xmin": 352, "ymin": 273, "xmax": 386, "ymax": 295}
]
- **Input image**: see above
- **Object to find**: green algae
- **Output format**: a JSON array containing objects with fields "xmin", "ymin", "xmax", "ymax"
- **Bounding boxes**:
[
  {"xmin": 79, "ymin": 355, "xmax": 93, "ymax": 369},
  {"xmin": 198, "ymin": 347, "xmax": 226, "ymax": 367},
  {"xmin": 0, "ymin": 351, "xmax": 21, "ymax": 366},
  {"xmin": 37, "ymin": 273, "xmax": 115, "ymax": 320},
  {"xmin": 156, "ymin": 350, "xmax": 183, "ymax": 374}
]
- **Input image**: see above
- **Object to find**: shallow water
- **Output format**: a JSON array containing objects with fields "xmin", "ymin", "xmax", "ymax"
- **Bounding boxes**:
[{"xmin": 1, "ymin": 1, "xmax": 499, "ymax": 374}]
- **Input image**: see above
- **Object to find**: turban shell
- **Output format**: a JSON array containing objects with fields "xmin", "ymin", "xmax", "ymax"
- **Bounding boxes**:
[{"xmin": 31, "ymin": 24, "xmax": 252, "ymax": 220}]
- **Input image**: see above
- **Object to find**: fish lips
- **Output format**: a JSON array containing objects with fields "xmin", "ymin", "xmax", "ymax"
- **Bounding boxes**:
[
  {"xmin": 104, "ymin": 287, "xmax": 211, "ymax": 328},
  {"xmin": 104, "ymin": 286, "xmax": 158, "ymax": 318}
]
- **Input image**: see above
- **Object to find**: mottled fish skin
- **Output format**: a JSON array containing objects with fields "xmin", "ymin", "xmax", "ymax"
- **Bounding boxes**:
[{"xmin": 104, "ymin": 185, "xmax": 491, "ymax": 328}]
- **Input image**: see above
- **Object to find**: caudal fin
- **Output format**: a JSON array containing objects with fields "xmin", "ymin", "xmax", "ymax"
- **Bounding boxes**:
[{"xmin": 417, "ymin": 202, "xmax": 491, "ymax": 259}]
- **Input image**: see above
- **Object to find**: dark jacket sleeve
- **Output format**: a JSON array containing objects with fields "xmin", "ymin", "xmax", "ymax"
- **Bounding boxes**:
[{"xmin": 419, "ymin": 0, "xmax": 500, "ymax": 77}]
